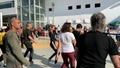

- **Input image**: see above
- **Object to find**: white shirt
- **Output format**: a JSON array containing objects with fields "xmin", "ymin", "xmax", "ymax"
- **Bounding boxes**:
[{"xmin": 59, "ymin": 32, "xmax": 75, "ymax": 53}]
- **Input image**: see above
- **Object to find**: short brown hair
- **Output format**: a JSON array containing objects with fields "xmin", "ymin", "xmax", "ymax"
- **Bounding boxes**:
[{"xmin": 61, "ymin": 22, "xmax": 71, "ymax": 32}]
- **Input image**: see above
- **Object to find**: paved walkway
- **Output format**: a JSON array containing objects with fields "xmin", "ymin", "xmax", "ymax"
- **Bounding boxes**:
[
  {"xmin": 0, "ymin": 36, "xmax": 115, "ymax": 68},
  {"xmin": 23, "ymin": 36, "xmax": 115, "ymax": 68}
]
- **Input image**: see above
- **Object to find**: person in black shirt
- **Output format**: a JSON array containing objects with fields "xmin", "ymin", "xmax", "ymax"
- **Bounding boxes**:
[
  {"xmin": 48, "ymin": 24, "xmax": 57, "ymax": 64},
  {"xmin": 73, "ymin": 24, "xmax": 83, "ymax": 49},
  {"xmin": 83, "ymin": 26, "xmax": 88, "ymax": 34},
  {"xmin": 23, "ymin": 23, "xmax": 35, "ymax": 64},
  {"xmin": 75, "ymin": 13, "xmax": 120, "ymax": 68}
]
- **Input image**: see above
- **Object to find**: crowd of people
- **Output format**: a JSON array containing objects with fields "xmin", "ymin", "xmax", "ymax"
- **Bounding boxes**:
[
  {"xmin": 48, "ymin": 12, "xmax": 120, "ymax": 68},
  {"xmin": 0, "ymin": 12, "xmax": 119, "ymax": 68}
]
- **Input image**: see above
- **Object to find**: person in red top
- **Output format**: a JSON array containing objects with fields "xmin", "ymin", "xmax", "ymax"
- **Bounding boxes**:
[{"xmin": 37, "ymin": 26, "xmax": 41, "ymax": 36}]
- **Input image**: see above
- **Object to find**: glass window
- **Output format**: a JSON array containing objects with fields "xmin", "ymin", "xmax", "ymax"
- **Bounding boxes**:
[
  {"xmin": 17, "ymin": 0, "xmax": 21, "ymax": 7},
  {"xmin": 18, "ymin": 8, "xmax": 21, "ymax": 20},
  {"xmin": 40, "ymin": 9, "xmax": 44, "ymax": 14},
  {"xmin": 76, "ymin": 5, "xmax": 81, "ymax": 9},
  {"xmin": 36, "ymin": 0, "xmax": 40, "ymax": 6},
  {"xmin": 22, "ymin": 0, "xmax": 29, "ymax": 6},
  {"xmin": 85, "ymin": 4, "xmax": 90, "ymax": 8},
  {"xmin": 40, "ymin": 15, "xmax": 44, "ymax": 21},
  {"xmin": 68, "ymin": 6, "xmax": 72, "ymax": 10},
  {"xmin": 30, "ymin": 6, "xmax": 34, "ymax": 14},
  {"xmin": 36, "ymin": 7, "xmax": 40, "ymax": 13},
  {"xmin": 30, "ymin": 0, "xmax": 34, "ymax": 5},
  {"xmin": 40, "ymin": 0, "xmax": 45, "ymax": 8},
  {"xmin": 49, "ymin": 8, "xmax": 52, "ymax": 11},
  {"xmin": 95, "ymin": 3, "xmax": 101, "ymax": 8},
  {"xmin": 36, "ymin": 14, "xmax": 40, "ymax": 21},
  {"xmin": 36, "ymin": 22, "xmax": 40, "ymax": 26},
  {"xmin": 3, "ymin": 17, "xmax": 8, "ymax": 22},
  {"xmin": 30, "ymin": 6, "xmax": 34, "ymax": 20},
  {"xmin": 0, "ymin": 1, "xmax": 14, "ymax": 9},
  {"xmin": 22, "ymin": 7, "xmax": 29, "ymax": 21},
  {"xmin": 31, "ymin": 14, "xmax": 34, "ymax": 20},
  {"xmin": 22, "ymin": 21, "xmax": 30, "ymax": 26}
]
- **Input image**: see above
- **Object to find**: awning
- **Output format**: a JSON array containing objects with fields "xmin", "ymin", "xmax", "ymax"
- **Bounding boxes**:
[{"xmin": 108, "ymin": 21, "xmax": 120, "ymax": 26}]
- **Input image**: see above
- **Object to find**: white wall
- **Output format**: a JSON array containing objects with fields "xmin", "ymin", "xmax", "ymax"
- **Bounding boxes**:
[
  {"xmin": 0, "ymin": 0, "xmax": 17, "ymax": 15},
  {"xmin": 0, "ymin": 8, "xmax": 17, "ymax": 15},
  {"xmin": 45, "ymin": 0, "xmax": 120, "ymax": 27}
]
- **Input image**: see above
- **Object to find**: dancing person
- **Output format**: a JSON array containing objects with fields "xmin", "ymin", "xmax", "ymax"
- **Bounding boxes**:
[
  {"xmin": 5, "ymin": 17, "xmax": 30, "ymax": 68},
  {"xmin": 23, "ymin": 22, "xmax": 35, "ymax": 64},
  {"xmin": 56, "ymin": 22, "xmax": 76, "ymax": 68},
  {"xmin": 48, "ymin": 24, "xmax": 58, "ymax": 64}
]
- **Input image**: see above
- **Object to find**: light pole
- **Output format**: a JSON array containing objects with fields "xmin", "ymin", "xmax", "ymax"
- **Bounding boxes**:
[{"xmin": 52, "ymin": 2, "xmax": 55, "ymax": 25}]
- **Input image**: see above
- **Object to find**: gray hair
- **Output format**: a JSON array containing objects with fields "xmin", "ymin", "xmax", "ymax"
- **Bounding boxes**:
[{"xmin": 91, "ymin": 12, "xmax": 106, "ymax": 31}]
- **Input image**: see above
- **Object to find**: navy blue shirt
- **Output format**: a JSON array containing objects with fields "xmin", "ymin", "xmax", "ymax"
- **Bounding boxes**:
[{"xmin": 49, "ymin": 32, "xmax": 56, "ymax": 43}]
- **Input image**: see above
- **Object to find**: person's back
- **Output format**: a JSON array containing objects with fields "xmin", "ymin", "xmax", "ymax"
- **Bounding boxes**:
[
  {"xmin": 72, "ymin": 30, "xmax": 80, "ymax": 41},
  {"xmin": 77, "ymin": 31, "xmax": 118, "ymax": 68},
  {"xmin": 60, "ymin": 32, "xmax": 75, "ymax": 52}
]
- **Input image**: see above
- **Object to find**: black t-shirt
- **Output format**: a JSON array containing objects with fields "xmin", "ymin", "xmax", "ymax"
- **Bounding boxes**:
[
  {"xmin": 23, "ymin": 29, "xmax": 32, "ymax": 41},
  {"xmin": 73, "ymin": 30, "xmax": 81, "ymax": 46},
  {"xmin": 76, "ymin": 31, "xmax": 119, "ymax": 68}
]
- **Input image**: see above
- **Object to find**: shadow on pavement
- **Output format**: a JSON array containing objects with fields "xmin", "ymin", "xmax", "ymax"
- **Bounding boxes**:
[
  {"xmin": 32, "ymin": 53, "xmax": 62, "ymax": 68},
  {"xmin": 29, "ymin": 64, "xmax": 42, "ymax": 68}
]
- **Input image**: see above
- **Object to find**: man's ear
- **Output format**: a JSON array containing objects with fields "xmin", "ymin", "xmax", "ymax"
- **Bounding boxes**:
[{"xmin": 11, "ymin": 22, "xmax": 13, "ymax": 26}]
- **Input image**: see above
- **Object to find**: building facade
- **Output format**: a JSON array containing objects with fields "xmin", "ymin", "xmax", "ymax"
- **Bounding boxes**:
[
  {"xmin": 17, "ymin": 0, "xmax": 45, "ymax": 27},
  {"xmin": 0, "ymin": 0, "xmax": 17, "ymax": 26},
  {"xmin": 0, "ymin": 0, "xmax": 120, "ymax": 28},
  {"xmin": 45, "ymin": 0, "xmax": 120, "ymax": 27},
  {"xmin": 0, "ymin": 0, "xmax": 46, "ymax": 28}
]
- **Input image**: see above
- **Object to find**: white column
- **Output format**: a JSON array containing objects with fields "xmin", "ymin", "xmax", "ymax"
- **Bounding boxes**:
[{"xmin": 34, "ymin": 0, "xmax": 36, "ymax": 28}]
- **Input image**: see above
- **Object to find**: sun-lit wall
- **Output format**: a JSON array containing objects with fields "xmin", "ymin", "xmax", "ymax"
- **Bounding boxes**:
[{"xmin": 45, "ymin": 0, "xmax": 120, "ymax": 27}]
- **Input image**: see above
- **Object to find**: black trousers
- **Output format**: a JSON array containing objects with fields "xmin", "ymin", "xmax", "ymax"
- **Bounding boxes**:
[
  {"xmin": 49, "ymin": 42, "xmax": 57, "ymax": 60},
  {"xmin": 24, "ymin": 41, "xmax": 34, "ymax": 62},
  {"xmin": 0, "ymin": 45, "xmax": 6, "ymax": 62}
]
